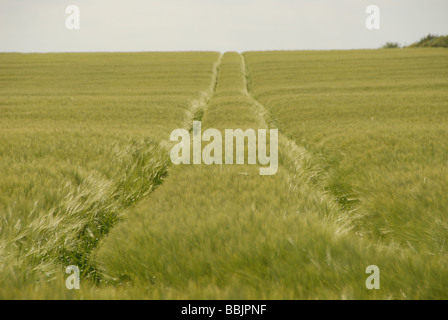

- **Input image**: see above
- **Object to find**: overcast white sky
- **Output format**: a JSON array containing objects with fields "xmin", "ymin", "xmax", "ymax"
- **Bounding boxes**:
[{"xmin": 1, "ymin": 0, "xmax": 447, "ymax": 52}]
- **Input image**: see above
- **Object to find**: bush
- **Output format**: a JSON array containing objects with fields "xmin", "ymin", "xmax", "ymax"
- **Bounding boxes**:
[
  {"xmin": 409, "ymin": 34, "xmax": 448, "ymax": 48},
  {"xmin": 382, "ymin": 42, "xmax": 400, "ymax": 48}
]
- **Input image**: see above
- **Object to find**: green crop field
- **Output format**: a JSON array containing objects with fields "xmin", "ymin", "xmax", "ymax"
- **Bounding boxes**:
[{"xmin": 1, "ymin": 48, "xmax": 447, "ymax": 299}]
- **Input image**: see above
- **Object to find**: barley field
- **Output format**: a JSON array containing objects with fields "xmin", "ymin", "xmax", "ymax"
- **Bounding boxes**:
[{"xmin": 1, "ymin": 48, "xmax": 447, "ymax": 299}]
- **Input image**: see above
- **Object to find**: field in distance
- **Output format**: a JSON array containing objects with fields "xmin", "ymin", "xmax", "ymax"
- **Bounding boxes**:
[{"xmin": 0, "ymin": 48, "xmax": 447, "ymax": 299}]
